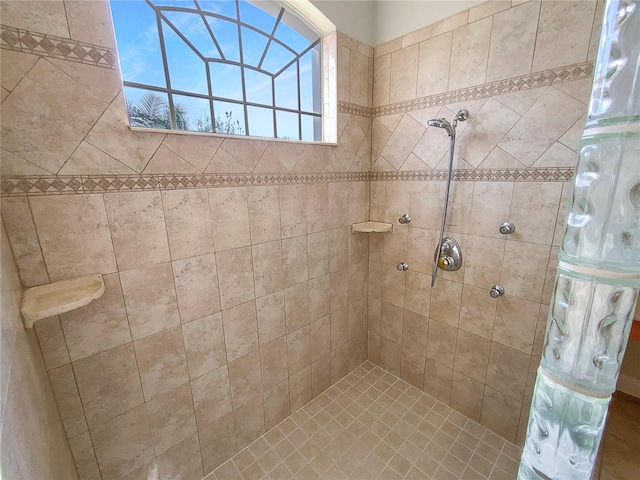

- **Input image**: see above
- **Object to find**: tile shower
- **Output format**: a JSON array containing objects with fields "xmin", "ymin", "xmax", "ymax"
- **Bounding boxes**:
[{"xmin": 0, "ymin": 1, "xmax": 604, "ymax": 479}]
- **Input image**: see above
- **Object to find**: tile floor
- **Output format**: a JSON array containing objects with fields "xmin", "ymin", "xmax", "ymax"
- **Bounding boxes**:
[{"xmin": 206, "ymin": 362, "xmax": 522, "ymax": 480}]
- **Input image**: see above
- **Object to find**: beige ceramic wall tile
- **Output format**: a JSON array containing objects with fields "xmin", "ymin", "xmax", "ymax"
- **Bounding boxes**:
[
  {"xmin": 453, "ymin": 330, "xmax": 490, "ymax": 383},
  {"xmin": 73, "ymin": 343, "xmax": 143, "ymax": 427},
  {"xmin": 381, "ymin": 114, "xmax": 426, "ymax": 171},
  {"xmin": 134, "ymin": 326, "xmax": 189, "ymax": 401},
  {"xmin": 0, "ymin": 50, "xmax": 38, "ymax": 92},
  {"xmin": 282, "ymin": 235, "xmax": 309, "ymax": 287},
  {"xmin": 423, "ymin": 358, "xmax": 453, "ymax": 403},
  {"xmin": 59, "ymin": 141, "xmax": 136, "ymax": 175},
  {"xmin": 464, "ymin": 235, "xmax": 506, "ymax": 288},
  {"xmin": 400, "ymin": 347, "xmax": 426, "ymax": 389},
  {"xmin": 285, "ymin": 281, "xmax": 310, "ymax": 333},
  {"xmin": 338, "ymin": 46, "xmax": 350, "ymax": 102},
  {"xmin": 68, "ymin": 432, "xmax": 101, "ymax": 480},
  {"xmin": 145, "ymin": 383, "xmax": 197, "ymax": 456},
  {"xmin": 263, "ymin": 378, "xmax": 290, "ymax": 429},
  {"xmin": 486, "ymin": 342, "xmax": 530, "ymax": 400},
  {"xmin": 104, "ymin": 191, "xmax": 170, "ymax": 271},
  {"xmin": 389, "ymin": 45, "xmax": 419, "ymax": 103},
  {"xmin": 279, "ymin": 185, "xmax": 307, "ymax": 239},
  {"xmin": 409, "ymin": 182, "xmax": 441, "ymax": 230},
  {"xmin": 222, "ymin": 300, "xmax": 258, "ymax": 362},
  {"xmin": 449, "ymin": 17, "xmax": 492, "ymax": 91},
  {"xmin": 330, "ymin": 306, "xmax": 348, "ymax": 351},
  {"xmin": 34, "ymin": 316, "xmax": 69, "ymax": 370},
  {"xmin": 162, "ymin": 134, "xmax": 221, "ymax": 172},
  {"xmin": 287, "ymin": 325, "xmax": 311, "ymax": 375},
  {"xmin": 433, "ymin": 10, "xmax": 469, "ymax": 36},
  {"xmin": 30, "ymin": 195, "xmax": 117, "ymax": 281},
  {"xmin": 480, "ymin": 387, "xmax": 521, "ymax": 442},
  {"xmin": 486, "ymin": 1, "xmax": 540, "ymax": 82},
  {"xmin": 190, "ymin": 365, "xmax": 232, "ymax": 429},
  {"xmin": 380, "ymin": 301, "xmax": 403, "ymax": 345},
  {"xmin": 60, "ymin": 273, "xmax": 131, "ymax": 362},
  {"xmin": 500, "ymin": 241, "xmax": 550, "ymax": 302},
  {"xmin": 1, "ymin": 59, "xmax": 107, "ymax": 173},
  {"xmin": 49, "ymin": 58, "xmax": 121, "ymax": 105},
  {"xmin": 289, "ymin": 364, "xmax": 312, "ymax": 412},
  {"xmin": 182, "ymin": 313, "xmax": 226, "ymax": 380},
  {"xmin": 247, "ymin": 186, "xmax": 281, "ymax": 244},
  {"xmin": 350, "ymin": 50, "xmax": 370, "ymax": 106},
  {"xmin": 310, "ymin": 315, "xmax": 331, "ymax": 363},
  {"xmin": 426, "ymin": 319, "xmax": 458, "ymax": 369},
  {"xmin": 234, "ymin": 393, "xmax": 266, "ymax": 449},
  {"xmin": 256, "ymin": 291, "xmax": 285, "ymax": 346},
  {"xmin": 156, "ymin": 434, "xmax": 203, "ymax": 480},
  {"xmin": 48, "ymin": 364, "xmax": 88, "ymax": 438},
  {"xmin": 91, "ymin": 405, "xmax": 154, "ymax": 480},
  {"xmin": 459, "ymin": 284, "xmax": 497, "ymax": 340},
  {"xmin": 216, "ymin": 246, "xmax": 255, "ymax": 310},
  {"xmin": 228, "ymin": 349, "xmax": 262, "ymax": 409},
  {"xmin": 198, "ymin": 413, "xmax": 237, "ymax": 473},
  {"xmin": 162, "ymin": 189, "xmax": 214, "ymax": 260},
  {"xmin": 468, "ymin": 1, "xmax": 510, "ymax": 23},
  {"xmin": 509, "ymin": 182, "xmax": 563, "ymax": 245},
  {"xmin": 0, "ymin": 148, "xmax": 51, "ymax": 176},
  {"xmin": 260, "ymin": 337, "xmax": 288, "ymax": 391},
  {"xmin": 208, "ymin": 187, "xmax": 251, "ymax": 252},
  {"xmin": 119, "ymin": 263, "xmax": 180, "ymax": 340},
  {"xmin": 373, "ymin": 54, "xmax": 391, "ymax": 107},
  {"xmin": 493, "ymin": 86, "xmax": 547, "ymax": 116},
  {"xmin": 449, "ymin": 371, "xmax": 484, "ymax": 422},
  {"xmin": 172, "ymin": 254, "xmax": 221, "ymax": 324},
  {"xmin": 64, "ymin": 0, "xmax": 116, "ymax": 47},
  {"xmin": 401, "ymin": 310, "xmax": 428, "ymax": 357},
  {"xmin": 306, "ymin": 183, "xmax": 330, "ymax": 234},
  {"xmin": 379, "ymin": 337, "xmax": 401, "ymax": 376},
  {"xmin": 532, "ymin": 0, "xmax": 596, "ymax": 71},
  {"xmin": 308, "ymin": 231, "xmax": 330, "ymax": 279},
  {"xmin": 468, "ymin": 182, "xmax": 513, "ymax": 238},
  {"xmin": 417, "ymin": 32, "xmax": 453, "ymax": 97},
  {"xmin": 252, "ymin": 241, "xmax": 284, "ymax": 298},
  {"xmin": 493, "ymin": 295, "xmax": 540, "ymax": 354}
]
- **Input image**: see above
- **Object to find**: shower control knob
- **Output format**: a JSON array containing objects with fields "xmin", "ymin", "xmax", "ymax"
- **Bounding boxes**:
[
  {"xmin": 399, "ymin": 213, "xmax": 411, "ymax": 224},
  {"xmin": 489, "ymin": 285, "xmax": 505, "ymax": 298},
  {"xmin": 397, "ymin": 262, "xmax": 409, "ymax": 272},
  {"xmin": 499, "ymin": 222, "xmax": 516, "ymax": 235}
]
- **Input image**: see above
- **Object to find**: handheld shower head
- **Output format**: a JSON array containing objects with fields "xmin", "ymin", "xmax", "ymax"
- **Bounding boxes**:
[{"xmin": 427, "ymin": 118, "xmax": 454, "ymax": 136}]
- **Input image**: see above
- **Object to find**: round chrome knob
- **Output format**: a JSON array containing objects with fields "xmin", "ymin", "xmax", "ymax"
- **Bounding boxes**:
[
  {"xmin": 397, "ymin": 262, "xmax": 409, "ymax": 272},
  {"xmin": 399, "ymin": 213, "xmax": 411, "ymax": 224},
  {"xmin": 489, "ymin": 285, "xmax": 505, "ymax": 298},
  {"xmin": 499, "ymin": 222, "xmax": 515, "ymax": 235}
]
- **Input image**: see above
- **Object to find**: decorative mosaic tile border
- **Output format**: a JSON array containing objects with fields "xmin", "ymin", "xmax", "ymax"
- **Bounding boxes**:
[
  {"xmin": 337, "ymin": 101, "xmax": 374, "ymax": 117},
  {"xmin": 1, "ymin": 168, "xmax": 573, "ymax": 196},
  {"xmin": 0, "ymin": 25, "xmax": 117, "ymax": 69},
  {"xmin": 373, "ymin": 62, "xmax": 594, "ymax": 117}
]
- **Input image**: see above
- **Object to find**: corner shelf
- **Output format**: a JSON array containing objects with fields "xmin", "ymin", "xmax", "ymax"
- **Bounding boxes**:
[
  {"xmin": 351, "ymin": 221, "xmax": 393, "ymax": 233},
  {"xmin": 21, "ymin": 274, "xmax": 105, "ymax": 329}
]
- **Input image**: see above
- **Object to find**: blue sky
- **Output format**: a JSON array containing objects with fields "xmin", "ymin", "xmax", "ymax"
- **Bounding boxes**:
[{"xmin": 110, "ymin": 0, "xmax": 321, "ymax": 139}]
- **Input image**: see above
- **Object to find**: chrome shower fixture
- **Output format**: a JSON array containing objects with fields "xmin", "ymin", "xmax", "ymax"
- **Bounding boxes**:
[{"xmin": 427, "ymin": 109, "xmax": 469, "ymax": 137}]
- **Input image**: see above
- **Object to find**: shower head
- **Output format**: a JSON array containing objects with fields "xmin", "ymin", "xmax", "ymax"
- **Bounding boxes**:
[{"xmin": 427, "ymin": 118, "xmax": 454, "ymax": 136}]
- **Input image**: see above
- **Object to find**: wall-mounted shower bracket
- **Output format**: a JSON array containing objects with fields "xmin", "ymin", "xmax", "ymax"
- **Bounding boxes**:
[
  {"xmin": 434, "ymin": 237, "xmax": 463, "ymax": 272},
  {"xmin": 499, "ymin": 222, "xmax": 516, "ymax": 235}
]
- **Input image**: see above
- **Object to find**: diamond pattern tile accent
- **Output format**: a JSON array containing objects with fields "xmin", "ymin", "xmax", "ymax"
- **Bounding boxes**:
[{"xmin": 0, "ymin": 24, "xmax": 117, "ymax": 69}]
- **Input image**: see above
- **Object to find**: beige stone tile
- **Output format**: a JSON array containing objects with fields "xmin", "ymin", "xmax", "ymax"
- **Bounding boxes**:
[
  {"xmin": 0, "ymin": 198, "xmax": 44, "ymax": 287},
  {"xmin": 63, "ymin": 0, "xmax": 116, "ymax": 46},
  {"xmin": 350, "ymin": 50, "xmax": 370, "ymax": 106},
  {"xmin": 493, "ymin": 295, "xmax": 540, "ymax": 354},
  {"xmin": 48, "ymin": 364, "xmax": 87, "ymax": 438},
  {"xmin": 247, "ymin": 186, "xmax": 281, "ymax": 244},
  {"xmin": 0, "ymin": 50, "xmax": 38, "ymax": 92},
  {"xmin": 60, "ymin": 273, "xmax": 130, "ymax": 362},
  {"xmin": 500, "ymin": 241, "xmax": 550, "ymax": 302},
  {"xmin": 464, "ymin": 235, "xmax": 506, "ymax": 288},
  {"xmin": 454, "ymin": 330, "xmax": 491, "ymax": 383},
  {"xmin": 259, "ymin": 337, "xmax": 287, "ymax": 393},
  {"xmin": 222, "ymin": 300, "xmax": 258, "ymax": 363},
  {"xmin": 219, "ymin": 138, "xmax": 268, "ymax": 172},
  {"xmin": 216, "ymin": 246, "xmax": 256, "ymax": 310},
  {"xmin": 404, "ymin": 271, "xmax": 431, "ymax": 317},
  {"xmin": 69, "ymin": 431, "xmax": 101, "ymax": 480},
  {"xmin": 256, "ymin": 291, "xmax": 285, "ymax": 346},
  {"xmin": 85, "ymin": 93, "xmax": 166, "ymax": 172},
  {"xmin": 329, "ymin": 306, "xmax": 348, "ymax": 351},
  {"xmin": 480, "ymin": 387, "xmax": 521, "ymax": 442},
  {"xmin": 252, "ymin": 241, "xmax": 284, "ymax": 298},
  {"xmin": 34, "ymin": 316, "xmax": 70, "ymax": 370},
  {"xmin": 306, "ymin": 183, "xmax": 330, "ymax": 234},
  {"xmin": 278, "ymin": 185, "xmax": 307, "ymax": 239},
  {"xmin": 120, "ymin": 263, "xmax": 180, "ymax": 340},
  {"xmin": 401, "ymin": 348, "xmax": 426, "ymax": 389},
  {"xmin": 162, "ymin": 134, "xmax": 221, "ymax": 172},
  {"xmin": 417, "ymin": 32, "xmax": 452, "ymax": 97},
  {"xmin": 60, "ymin": 140, "xmax": 135, "ymax": 175},
  {"xmin": 205, "ymin": 144, "xmax": 251, "ymax": 174},
  {"xmin": 228, "ymin": 349, "xmax": 262, "ymax": 408},
  {"xmin": 308, "ymin": 231, "xmax": 330, "ymax": 280},
  {"xmin": 309, "ymin": 274, "xmax": 330, "ymax": 323},
  {"xmin": 509, "ymin": 182, "xmax": 563, "ymax": 245},
  {"xmin": 553, "ymin": 182, "xmax": 572, "ymax": 247},
  {"xmin": 1, "ymin": 59, "xmax": 107, "ymax": 173},
  {"xmin": 234, "ymin": 394, "xmax": 266, "ymax": 449},
  {"xmin": 430, "ymin": 278, "xmax": 462, "ymax": 327},
  {"xmin": 73, "ymin": 343, "xmax": 143, "ymax": 427},
  {"xmin": 329, "ymin": 227, "xmax": 348, "ymax": 275},
  {"xmin": 263, "ymin": 378, "xmax": 290, "ymax": 429},
  {"xmin": 287, "ymin": 325, "xmax": 311, "ymax": 375},
  {"xmin": 285, "ymin": 281, "xmax": 310, "ymax": 333},
  {"xmin": 426, "ymin": 319, "xmax": 458, "ymax": 369},
  {"xmin": 381, "ymin": 263, "xmax": 405, "ymax": 309},
  {"xmin": 468, "ymin": 1, "xmax": 510, "ymax": 22},
  {"xmin": 162, "ymin": 189, "xmax": 214, "ymax": 260},
  {"xmin": 312, "ymin": 353, "xmax": 332, "ymax": 396},
  {"xmin": 423, "ymin": 358, "xmax": 453, "ymax": 403},
  {"xmin": 389, "ymin": 44, "xmax": 419, "ymax": 103},
  {"xmin": 104, "ymin": 191, "xmax": 170, "ymax": 271},
  {"xmin": 380, "ymin": 337, "xmax": 401, "ymax": 376},
  {"xmin": 146, "ymin": 383, "xmax": 197, "ymax": 456},
  {"xmin": 282, "ymin": 235, "xmax": 309, "ymax": 287},
  {"xmin": 494, "ymin": 85, "xmax": 547, "ymax": 116},
  {"xmin": 331, "ymin": 342, "xmax": 349, "ymax": 382},
  {"xmin": 409, "ymin": 182, "xmax": 441, "ymax": 231},
  {"xmin": 30, "ymin": 194, "xmax": 117, "ymax": 281},
  {"xmin": 134, "ymin": 327, "xmax": 189, "ymax": 401},
  {"xmin": 449, "ymin": 372, "xmax": 484, "ymax": 422},
  {"xmin": 290, "ymin": 364, "xmax": 312, "ymax": 412},
  {"xmin": 373, "ymin": 54, "xmax": 391, "ymax": 107},
  {"xmin": 532, "ymin": 141, "xmax": 577, "ymax": 168},
  {"xmin": 309, "ymin": 315, "xmax": 331, "ymax": 364},
  {"xmin": 449, "ymin": 17, "xmax": 491, "ymax": 90},
  {"xmin": 199, "ymin": 413, "xmax": 237, "ymax": 473},
  {"xmin": 442, "ymin": 181, "xmax": 474, "ymax": 235},
  {"xmin": 182, "ymin": 313, "xmax": 226, "ymax": 379},
  {"xmin": 381, "ymin": 114, "xmax": 425, "ymax": 171},
  {"xmin": 433, "ymin": 10, "xmax": 468, "ymax": 36},
  {"xmin": 92, "ymin": 405, "xmax": 154, "ymax": 480},
  {"xmin": 468, "ymin": 182, "xmax": 514, "ymax": 239},
  {"xmin": 532, "ymin": 0, "xmax": 596, "ymax": 71},
  {"xmin": 173, "ymin": 254, "xmax": 221, "ymax": 323},
  {"xmin": 500, "ymin": 87, "xmax": 585, "ymax": 166},
  {"xmin": 459, "ymin": 284, "xmax": 497, "ymax": 340},
  {"xmin": 400, "ymin": 310, "xmax": 428, "ymax": 357},
  {"xmin": 191, "ymin": 365, "xmax": 232, "ymax": 429},
  {"xmin": 381, "ymin": 301, "xmax": 403, "ymax": 345},
  {"xmin": 338, "ymin": 45, "xmax": 350, "ymax": 102},
  {"xmin": 541, "ymin": 248, "xmax": 559, "ymax": 307},
  {"xmin": 486, "ymin": 343, "xmax": 530, "ymax": 401},
  {"xmin": 328, "ymin": 182, "xmax": 349, "ymax": 229},
  {"xmin": 156, "ymin": 434, "xmax": 203, "ymax": 480},
  {"xmin": 486, "ymin": 1, "xmax": 540, "ymax": 82},
  {"xmin": 208, "ymin": 187, "xmax": 251, "ymax": 252},
  {"xmin": 383, "ymin": 224, "xmax": 408, "ymax": 265}
]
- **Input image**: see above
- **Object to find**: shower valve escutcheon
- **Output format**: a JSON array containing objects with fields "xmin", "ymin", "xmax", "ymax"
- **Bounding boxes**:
[
  {"xmin": 489, "ymin": 285, "xmax": 505, "ymax": 298},
  {"xmin": 434, "ymin": 237, "xmax": 463, "ymax": 272}
]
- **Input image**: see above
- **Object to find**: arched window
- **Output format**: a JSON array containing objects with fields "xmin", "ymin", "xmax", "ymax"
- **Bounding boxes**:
[{"xmin": 110, "ymin": 0, "xmax": 325, "ymax": 141}]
